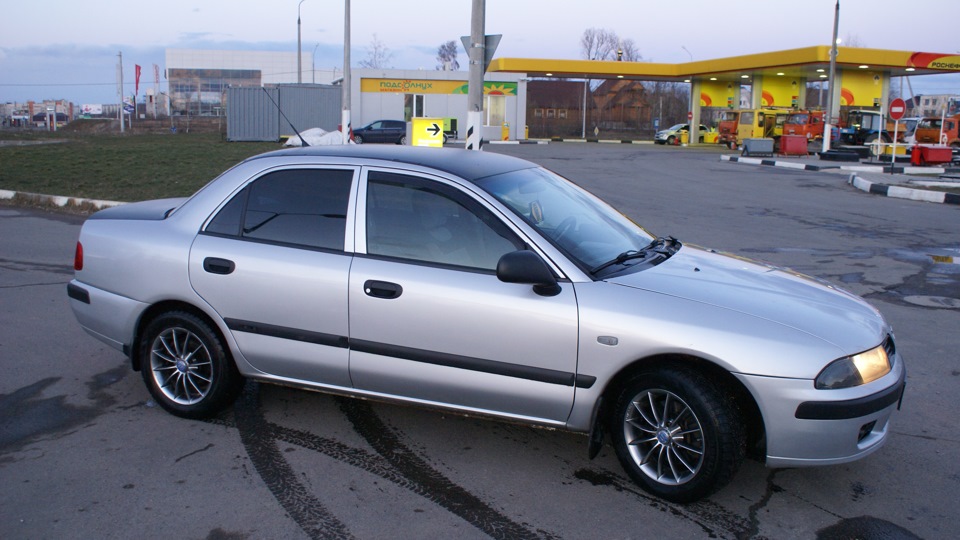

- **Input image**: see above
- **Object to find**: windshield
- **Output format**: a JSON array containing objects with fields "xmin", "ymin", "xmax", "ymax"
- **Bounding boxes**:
[
  {"xmin": 786, "ymin": 113, "xmax": 808, "ymax": 125},
  {"xmin": 474, "ymin": 167, "xmax": 655, "ymax": 271}
]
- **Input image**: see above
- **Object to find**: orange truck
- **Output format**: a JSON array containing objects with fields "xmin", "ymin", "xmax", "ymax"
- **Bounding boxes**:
[
  {"xmin": 783, "ymin": 110, "xmax": 825, "ymax": 141},
  {"xmin": 717, "ymin": 110, "xmax": 739, "ymax": 147},
  {"xmin": 914, "ymin": 114, "xmax": 960, "ymax": 147}
]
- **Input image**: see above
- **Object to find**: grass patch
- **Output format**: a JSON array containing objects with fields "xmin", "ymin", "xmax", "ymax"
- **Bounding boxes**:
[{"xmin": 0, "ymin": 131, "xmax": 278, "ymax": 202}]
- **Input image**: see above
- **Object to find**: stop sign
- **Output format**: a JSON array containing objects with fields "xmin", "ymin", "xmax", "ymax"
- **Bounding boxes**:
[
  {"xmin": 889, "ymin": 98, "xmax": 906, "ymax": 121},
  {"xmin": 687, "ymin": 111, "xmax": 693, "ymax": 121}
]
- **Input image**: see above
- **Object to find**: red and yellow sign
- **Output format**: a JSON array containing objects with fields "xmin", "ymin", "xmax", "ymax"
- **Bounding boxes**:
[
  {"xmin": 361, "ymin": 79, "xmax": 517, "ymax": 95},
  {"xmin": 700, "ymin": 81, "xmax": 737, "ymax": 108},
  {"xmin": 757, "ymin": 77, "xmax": 801, "ymax": 107},
  {"xmin": 840, "ymin": 71, "xmax": 883, "ymax": 107},
  {"xmin": 908, "ymin": 52, "xmax": 960, "ymax": 71}
]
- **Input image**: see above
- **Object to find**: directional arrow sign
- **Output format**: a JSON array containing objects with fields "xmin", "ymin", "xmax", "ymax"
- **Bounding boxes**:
[{"xmin": 412, "ymin": 117, "xmax": 444, "ymax": 147}]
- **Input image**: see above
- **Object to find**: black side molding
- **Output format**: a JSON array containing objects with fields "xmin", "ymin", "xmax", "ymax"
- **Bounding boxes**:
[{"xmin": 67, "ymin": 283, "xmax": 90, "ymax": 304}]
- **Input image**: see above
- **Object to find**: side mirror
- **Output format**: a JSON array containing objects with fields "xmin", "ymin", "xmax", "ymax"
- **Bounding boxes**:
[{"xmin": 496, "ymin": 251, "xmax": 561, "ymax": 297}]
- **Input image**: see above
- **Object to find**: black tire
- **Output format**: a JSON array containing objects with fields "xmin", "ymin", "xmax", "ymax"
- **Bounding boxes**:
[
  {"xmin": 666, "ymin": 135, "xmax": 676, "ymax": 145},
  {"xmin": 399, "ymin": 135, "xmax": 407, "ymax": 145},
  {"xmin": 353, "ymin": 134, "xmax": 363, "ymax": 144},
  {"xmin": 610, "ymin": 367, "xmax": 745, "ymax": 503},
  {"xmin": 140, "ymin": 311, "xmax": 244, "ymax": 419}
]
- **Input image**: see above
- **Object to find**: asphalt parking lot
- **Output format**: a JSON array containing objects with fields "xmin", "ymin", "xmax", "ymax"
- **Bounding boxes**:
[{"xmin": 2, "ymin": 143, "xmax": 957, "ymax": 539}]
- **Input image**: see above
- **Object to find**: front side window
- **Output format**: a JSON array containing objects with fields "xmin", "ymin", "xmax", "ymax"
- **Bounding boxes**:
[
  {"xmin": 365, "ymin": 172, "xmax": 522, "ymax": 270},
  {"xmin": 205, "ymin": 168, "xmax": 353, "ymax": 251}
]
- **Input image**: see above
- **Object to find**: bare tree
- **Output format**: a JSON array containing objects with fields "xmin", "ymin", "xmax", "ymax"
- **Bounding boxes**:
[
  {"xmin": 580, "ymin": 29, "xmax": 643, "ymax": 62},
  {"xmin": 358, "ymin": 34, "xmax": 393, "ymax": 69},
  {"xmin": 580, "ymin": 28, "xmax": 619, "ymax": 61},
  {"xmin": 619, "ymin": 39, "xmax": 642, "ymax": 62},
  {"xmin": 436, "ymin": 40, "xmax": 460, "ymax": 71},
  {"xmin": 842, "ymin": 34, "xmax": 865, "ymax": 47}
]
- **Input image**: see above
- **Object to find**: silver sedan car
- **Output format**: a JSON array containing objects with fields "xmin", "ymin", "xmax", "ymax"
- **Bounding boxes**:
[{"xmin": 67, "ymin": 145, "xmax": 905, "ymax": 502}]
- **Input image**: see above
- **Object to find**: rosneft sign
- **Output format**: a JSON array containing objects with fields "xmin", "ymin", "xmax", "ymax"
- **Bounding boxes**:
[{"xmin": 908, "ymin": 52, "xmax": 960, "ymax": 71}]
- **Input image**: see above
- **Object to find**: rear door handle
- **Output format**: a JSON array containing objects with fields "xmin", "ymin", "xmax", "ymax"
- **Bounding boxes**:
[
  {"xmin": 203, "ymin": 257, "xmax": 235, "ymax": 275},
  {"xmin": 363, "ymin": 280, "xmax": 402, "ymax": 299}
]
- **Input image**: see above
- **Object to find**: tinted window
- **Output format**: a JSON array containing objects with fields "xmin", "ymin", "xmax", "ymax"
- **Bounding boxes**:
[
  {"xmin": 206, "ymin": 168, "xmax": 353, "ymax": 251},
  {"xmin": 366, "ymin": 171, "xmax": 522, "ymax": 270}
]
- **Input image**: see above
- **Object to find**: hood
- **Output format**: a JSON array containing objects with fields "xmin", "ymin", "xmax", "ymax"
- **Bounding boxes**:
[{"xmin": 606, "ymin": 245, "xmax": 887, "ymax": 354}]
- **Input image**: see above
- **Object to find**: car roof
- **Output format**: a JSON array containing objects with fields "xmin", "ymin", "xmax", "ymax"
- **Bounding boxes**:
[{"xmin": 247, "ymin": 145, "xmax": 539, "ymax": 182}]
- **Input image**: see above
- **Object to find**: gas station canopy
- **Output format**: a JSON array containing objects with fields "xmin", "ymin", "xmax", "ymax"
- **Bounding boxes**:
[{"xmin": 488, "ymin": 46, "xmax": 960, "ymax": 83}]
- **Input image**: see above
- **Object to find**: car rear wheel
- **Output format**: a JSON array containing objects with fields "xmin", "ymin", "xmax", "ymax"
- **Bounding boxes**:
[
  {"xmin": 353, "ymin": 134, "xmax": 364, "ymax": 144},
  {"xmin": 399, "ymin": 135, "xmax": 407, "ymax": 145},
  {"xmin": 610, "ymin": 367, "xmax": 745, "ymax": 503},
  {"xmin": 140, "ymin": 311, "xmax": 243, "ymax": 419}
]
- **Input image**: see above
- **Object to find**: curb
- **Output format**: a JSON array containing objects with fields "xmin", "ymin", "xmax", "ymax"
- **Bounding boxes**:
[
  {"xmin": 721, "ymin": 154, "xmax": 839, "ymax": 171},
  {"xmin": 722, "ymin": 153, "xmax": 959, "ymax": 175},
  {"xmin": 0, "ymin": 189, "xmax": 124, "ymax": 211},
  {"xmin": 846, "ymin": 174, "xmax": 960, "ymax": 205}
]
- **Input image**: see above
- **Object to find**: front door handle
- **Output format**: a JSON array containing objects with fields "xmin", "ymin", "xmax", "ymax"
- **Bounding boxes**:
[
  {"xmin": 203, "ymin": 257, "xmax": 235, "ymax": 275},
  {"xmin": 363, "ymin": 280, "xmax": 403, "ymax": 299}
]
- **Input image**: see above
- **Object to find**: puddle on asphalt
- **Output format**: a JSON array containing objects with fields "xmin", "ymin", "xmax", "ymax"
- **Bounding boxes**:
[{"xmin": 745, "ymin": 246, "xmax": 960, "ymax": 310}]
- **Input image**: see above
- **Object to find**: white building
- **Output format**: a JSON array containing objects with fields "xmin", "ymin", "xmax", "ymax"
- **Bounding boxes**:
[
  {"xmin": 350, "ymin": 68, "xmax": 528, "ymax": 141},
  {"xmin": 165, "ymin": 48, "xmax": 335, "ymax": 115}
]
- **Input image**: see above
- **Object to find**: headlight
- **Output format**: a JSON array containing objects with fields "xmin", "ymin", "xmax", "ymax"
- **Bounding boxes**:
[{"xmin": 815, "ymin": 344, "xmax": 891, "ymax": 389}]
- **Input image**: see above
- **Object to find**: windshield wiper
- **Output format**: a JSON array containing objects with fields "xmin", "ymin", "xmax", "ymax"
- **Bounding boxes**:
[
  {"xmin": 590, "ymin": 250, "xmax": 648, "ymax": 274},
  {"xmin": 590, "ymin": 237, "xmax": 680, "ymax": 275}
]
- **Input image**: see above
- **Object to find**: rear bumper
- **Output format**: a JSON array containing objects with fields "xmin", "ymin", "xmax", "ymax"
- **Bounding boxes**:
[{"xmin": 67, "ymin": 280, "xmax": 146, "ymax": 354}]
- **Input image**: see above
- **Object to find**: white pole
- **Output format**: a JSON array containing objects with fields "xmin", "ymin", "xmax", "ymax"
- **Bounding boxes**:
[
  {"xmin": 118, "ymin": 51, "xmax": 125, "ymax": 133},
  {"xmin": 297, "ymin": 0, "xmax": 305, "ymax": 84},
  {"xmin": 891, "ymin": 120, "xmax": 898, "ymax": 173},
  {"xmin": 341, "ymin": 0, "xmax": 351, "ymax": 144},
  {"xmin": 465, "ymin": 0, "xmax": 485, "ymax": 151},
  {"xmin": 939, "ymin": 108, "xmax": 946, "ymax": 145},
  {"xmin": 822, "ymin": 0, "xmax": 839, "ymax": 153}
]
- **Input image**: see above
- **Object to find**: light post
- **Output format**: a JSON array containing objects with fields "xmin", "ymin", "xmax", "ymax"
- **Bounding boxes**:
[
  {"xmin": 822, "ymin": 0, "xmax": 840, "ymax": 153},
  {"xmin": 312, "ymin": 43, "xmax": 319, "ymax": 84},
  {"xmin": 297, "ymin": 0, "xmax": 306, "ymax": 84}
]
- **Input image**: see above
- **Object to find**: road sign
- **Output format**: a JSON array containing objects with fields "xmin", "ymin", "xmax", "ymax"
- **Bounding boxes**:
[
  {"xmin": 687, "ymin": 111, "xmax": 693, "ymax": 121},
  {"xmin": 412, "ymin": 117, "xmax": 444, "ymax": 147},
  {"xmin": 460, "ymin": 34, "xmax": 502, "ymax": 72},
  {"xmin": 889, "ymin": 98, "xmax": 906, "ymax": 121}
]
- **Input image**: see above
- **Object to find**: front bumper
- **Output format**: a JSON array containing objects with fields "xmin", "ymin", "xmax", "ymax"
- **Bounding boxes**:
[{"xmin": 735, "ymin": 357, "xmax": 905, "ymax": 467}]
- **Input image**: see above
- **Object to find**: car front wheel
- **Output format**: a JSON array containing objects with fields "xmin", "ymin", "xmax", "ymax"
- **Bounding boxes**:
[
  {"xmin": 399, "ymin": 135, "xmax": 407, "ymax": 145},
  {"xmin": 140, "ymin": 311, "xmax": 244, "ymax": 419},
  {"xmin": 353, "ymin": 134, "xmax": 364, "ymax": 144},
  {"xmin": 610, "ymin": 367, "xmax": 745, "ymax": 503}
]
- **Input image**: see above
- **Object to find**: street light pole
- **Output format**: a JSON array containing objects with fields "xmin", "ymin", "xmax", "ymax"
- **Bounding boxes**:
[
  {"xmin": 297, "ymin": 0, "xmax": 306, "ymax": 84},
  {"xmin": 822, "ymin": 0, "xmax": 840, "ymax": 153},
  {"xmin": 341, "ymin": 0, "xmax": 351, "ymax": 144},
  {"xmin": 312, "ymin": 43, "xmax": 319, "ymax": 84}
]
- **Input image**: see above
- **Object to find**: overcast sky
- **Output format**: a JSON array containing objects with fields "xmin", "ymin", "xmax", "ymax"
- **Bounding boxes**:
[{"xmin": 2, "ymin": 0, "xmax": 958, "ymax": 105}]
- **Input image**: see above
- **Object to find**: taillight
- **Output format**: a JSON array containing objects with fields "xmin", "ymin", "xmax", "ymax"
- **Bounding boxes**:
[{"xmin": 74, "ymin": 241, "xmax": 83, "ymax": 271}]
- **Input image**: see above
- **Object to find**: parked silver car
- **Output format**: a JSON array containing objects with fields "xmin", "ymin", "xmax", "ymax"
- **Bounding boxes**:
[{"xmin": 68, "ymin": 146, "xmax": 905, "ymax": 502}]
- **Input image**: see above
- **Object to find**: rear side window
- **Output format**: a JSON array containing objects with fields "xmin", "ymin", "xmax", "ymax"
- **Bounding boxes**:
[{"xmin": 206, "ymin": 168, "xmax": 353, "ymax": 251}]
